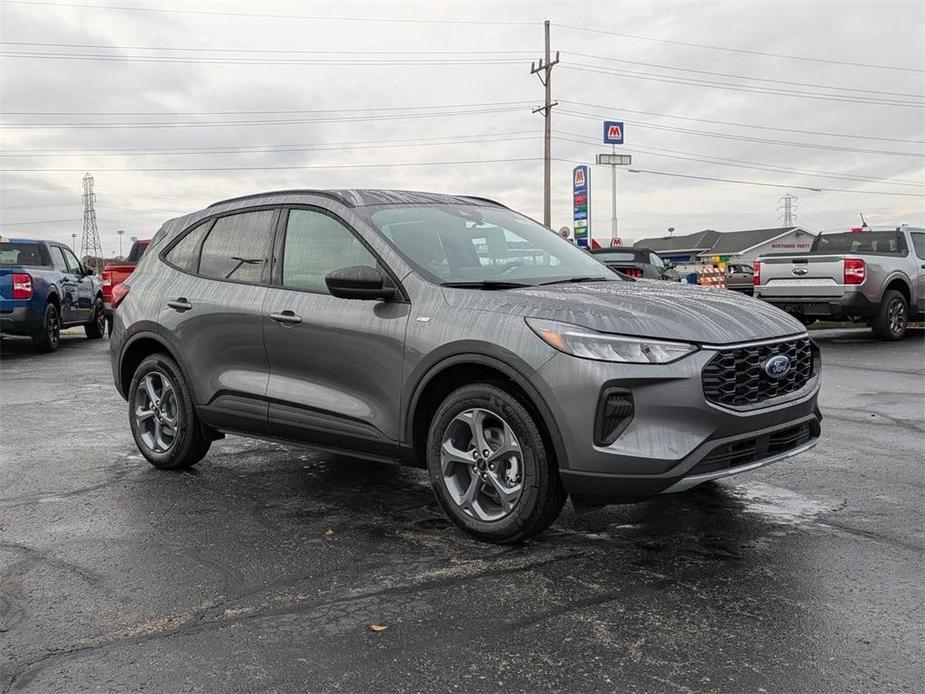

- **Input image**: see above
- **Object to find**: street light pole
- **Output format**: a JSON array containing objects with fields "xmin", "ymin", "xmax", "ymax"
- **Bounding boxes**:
[{"xmin": 117, "ymin": 229, "xmax": 124, "ymax": 257}]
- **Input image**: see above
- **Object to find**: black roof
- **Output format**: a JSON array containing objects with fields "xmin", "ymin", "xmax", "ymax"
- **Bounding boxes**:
[
  {"xmin": 634, "ymin": 229, "xmax": 720, "ymax": 253},
  {"xmin": 209, "ymin": 189, "xmax": 504, "ymax": 209}
]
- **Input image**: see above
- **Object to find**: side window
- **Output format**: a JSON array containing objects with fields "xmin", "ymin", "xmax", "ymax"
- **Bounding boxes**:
[
  {"xmin": 50, "ymin": 246, "xmax": 69, "ymax": 272},
  {"xmin": 61, "ymin": 247, "xmax": 83, "ymax": 274},
  {"xmin": 165, "ymin": 220, "xmax": 211, "ymax": 273},
  {"xmin": 912, "ymin": 233, "xmax": 925, "ymax": 261},
  {"xmin": 198, "ymin": 210, "xmax": 275, "ymax": 283},
  {"xmin": 282, "ymin": 209, "xmax": 378, "ymax": 294}
]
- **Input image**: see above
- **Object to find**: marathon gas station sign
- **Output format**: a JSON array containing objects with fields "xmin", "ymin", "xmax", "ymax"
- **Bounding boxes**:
[{"xmin": 572, "ymin": 165, "xmax": 590, "ymax": 247}]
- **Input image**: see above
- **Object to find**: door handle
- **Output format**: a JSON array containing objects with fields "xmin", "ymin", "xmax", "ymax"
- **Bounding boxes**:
[
  {"xmin": 167, "ymin": 298, "xmax": 192, "ymax": 312},
  {"xmin": 269, "ymin": 310, "xmax": 302, "ymax": 325}
]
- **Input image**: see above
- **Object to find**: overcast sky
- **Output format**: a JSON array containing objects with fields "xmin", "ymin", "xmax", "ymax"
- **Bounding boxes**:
[{"xmin": 1, "ymin": 0, "xmax": 923, "ymax": 255}]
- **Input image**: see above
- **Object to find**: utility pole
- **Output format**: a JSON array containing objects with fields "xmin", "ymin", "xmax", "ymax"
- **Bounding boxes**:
[
  {"xmin": 531, "ymin": 20, "xmax": 559, "ymax": 228},
  {"xmin": 80, "ymin": 173, "xmax": 104, "ymax": 272}
]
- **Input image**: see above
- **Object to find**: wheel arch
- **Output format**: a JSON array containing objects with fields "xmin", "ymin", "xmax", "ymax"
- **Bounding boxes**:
[
  {"xmin": 882, "ymin": 276, "xmax": 911, "ymax": 304},
  {"xmin": 117, "ymin": 331, "xmax": 189, "ymax": 400},
  {"xmin": 405, "ymin": 348, "xmax": 567, "ymax": 471}
]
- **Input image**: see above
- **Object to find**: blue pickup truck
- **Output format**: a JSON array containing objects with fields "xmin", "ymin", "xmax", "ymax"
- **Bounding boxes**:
[{"xmin": 0, "ymin": 238, "xmax": 106, "ymax": 352}]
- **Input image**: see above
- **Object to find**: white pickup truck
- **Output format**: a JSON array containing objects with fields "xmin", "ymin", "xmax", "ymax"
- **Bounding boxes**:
[{"xmin": 753, "ymin": 226, "xmax": 924, "ymax": 340}]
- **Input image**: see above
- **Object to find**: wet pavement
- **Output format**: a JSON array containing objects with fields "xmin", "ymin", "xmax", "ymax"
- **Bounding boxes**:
[{"xmin": 1, "ymin": 328, "xmax": 922, "ymax": 692}]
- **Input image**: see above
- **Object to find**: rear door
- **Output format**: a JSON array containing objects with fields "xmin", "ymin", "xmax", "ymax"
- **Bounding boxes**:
[
  {"xmin": 60, "ymin": 245, "xmax": 94, "ymax": 321},
  {"xmin": 262, "ymin": 207, "xmax": 410, "ymax": 455},
  {"xmin": 157, "ymin": 209, "xmax": 278, "ymax": 434}
]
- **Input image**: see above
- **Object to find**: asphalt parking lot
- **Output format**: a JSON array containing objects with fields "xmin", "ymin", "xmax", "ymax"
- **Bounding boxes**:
[{"xmin": 1, "ymin": 327, "xmax": 922, "ymax": 693}]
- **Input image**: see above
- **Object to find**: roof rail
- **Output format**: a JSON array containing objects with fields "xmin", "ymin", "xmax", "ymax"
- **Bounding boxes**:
[{"xmin": 207, "ymin": 189, "xmax": 349, "ymax": 209}]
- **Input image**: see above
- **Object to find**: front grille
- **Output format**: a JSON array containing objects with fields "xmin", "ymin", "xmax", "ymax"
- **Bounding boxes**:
[
  {"xmin": 690, "ymin": 422, "xmax": 814, "ymax": 476},
  {"xmin": 702, "ymin": 337, "xmax": 814, "ymax": 408}
]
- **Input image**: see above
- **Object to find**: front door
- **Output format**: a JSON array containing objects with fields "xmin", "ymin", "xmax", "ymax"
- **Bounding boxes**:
[
  {"xmin": 49, "ymin": 246, "xmax": 80, "ymax": 324},
  {"xmin": 262, "ymin": 207, "xmax": 409, "ymax": 456}
]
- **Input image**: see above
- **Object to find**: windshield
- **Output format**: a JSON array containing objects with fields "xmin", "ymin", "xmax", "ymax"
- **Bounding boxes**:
[
  {"xmin": 364, "ymin": 203, "xmax": 616, "ymax": 285},
  {"xmin": 0, "ymin": 242, "xmax": 48, "ymax": 267},
  {"xmin": 812, "ymin": 231, "xmax": 906, "ymax": 255}
]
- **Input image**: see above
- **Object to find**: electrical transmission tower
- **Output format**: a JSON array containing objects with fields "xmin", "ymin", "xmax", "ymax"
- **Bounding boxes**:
[
  {"xmin": 80, "ymin": 173, "xmax": 104, "ymax": 273},
  {"xmin": 778, "ymin": 193, "xmax": 798, "ymax": 227}
]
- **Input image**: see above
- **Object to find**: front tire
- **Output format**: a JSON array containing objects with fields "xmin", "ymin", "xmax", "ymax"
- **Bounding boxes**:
[
  {"xmin": 31, "ymin": 303, "xmax": 61, "ymax": 353},
  {"xmin": 128, "ymin": 353, "xmax": 210, "ymax": 469},
  {"xmin": 426, "ymin": 383, "xmax": 566, "ymax": 543},
  {"xmin": 871, "ymin": 290, "xmax": 908, "ymax": 340},
  {"xmin": 85, "ymin": 298, "xmax": 105, "ymax": 339}
]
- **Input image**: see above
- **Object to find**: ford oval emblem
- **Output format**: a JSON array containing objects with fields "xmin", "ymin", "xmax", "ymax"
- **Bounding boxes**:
[
  {"xmin": 792, "ymin": 267, "xmax": 808, "ymax": 276},
  {"xmin": 764, "ymin": 354, "xmax": 792, "ymax": 379}
]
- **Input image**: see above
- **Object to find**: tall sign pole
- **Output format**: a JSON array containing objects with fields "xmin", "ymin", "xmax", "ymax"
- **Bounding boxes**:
[
  {"xmin": 531, "ymin": 20, "xmax": 559, "ymax": 228},
  {"xmin": 602, "ymin": 121, "xmax": 626, "ymax": 244}
]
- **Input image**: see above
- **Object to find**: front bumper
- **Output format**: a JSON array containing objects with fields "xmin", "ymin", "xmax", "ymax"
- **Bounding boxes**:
[
  {"xmin": 534, "ymin": 343, "xmax": 822, "ymax": 503},
  {"xmin": 0, "ymin": 305, "xmax": 41, "ymax": 336}
]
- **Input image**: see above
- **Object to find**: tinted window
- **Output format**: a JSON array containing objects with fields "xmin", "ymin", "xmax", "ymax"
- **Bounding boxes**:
[
  {"xmin": 0, "ymin": 242, "xmax": 48, "ymax": 267},
  {"xmin": 61, "ymin": 247, "xmax": 83, "ymax": 273},
  {"xmin": 812, "ymin": 231, "xmax": 906, "ymax": 254},
  {"xmin": 165, "ymin": 221, "xmax": 211, "ymax": 272},
  {"xmin": 911, "ymin": 233, "xmax": 925, "ymax": 260},
  {"xmin": 282, "ymin": 209, "xmax": 378, "ymax": 293},
  {"xmin": 649, "ymin": 252, "xmax": 665, "ymax": 269},
  {"xmin": 127, "ymin": 240, "xmax": 149, "ymax": 263},
  {"xmin": 198, "ymin": 211, "xmax": 275, "ymax": 283},
  {"xmin": 49, "ymin": 246, "xmax": 69, "ymax": 272}
]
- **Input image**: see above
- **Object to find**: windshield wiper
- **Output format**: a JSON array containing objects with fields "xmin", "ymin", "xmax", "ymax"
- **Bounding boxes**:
[
  {"xmin": 537, "ymin": 276, "xmax": 613, "ymax": 286},
  {"xmin": 440, "ymin": 280, "xmax": 531, "ymax": 290}
]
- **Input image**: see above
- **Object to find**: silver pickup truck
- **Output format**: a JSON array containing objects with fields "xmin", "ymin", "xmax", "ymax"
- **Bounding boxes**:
[{"xmin": 754, "ymin": 226, "xmax": 924, "ymax": 340}]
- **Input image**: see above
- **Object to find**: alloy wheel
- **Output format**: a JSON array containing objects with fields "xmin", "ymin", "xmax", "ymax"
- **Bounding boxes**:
[
  {"xmin": 887, "ymin": 297, "xmax": 906, "ymax": 337},
  {"xmin": 47, "ymin": 312, "xmax": 60, "ymax": 349},
  {"xmin": 440, "ymin": 408, "xmax": 524, "ymax": 522},
  {"xmin": 133, "ymin": 371, "xmax": 180, "ymax": 453}
]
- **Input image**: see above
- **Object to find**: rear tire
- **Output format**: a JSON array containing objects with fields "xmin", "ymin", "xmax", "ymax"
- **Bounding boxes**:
[
  {"xmin": 31, "ymin": 303, "xmax": 60, "ymax": 353},
  {"xmin": 85, "ymin": 298, "xmax": 105, "ymax": 339},
  {"xmin": 871, "ymin": 290, "xmax": 907, "ymax": 340},
  {"xmin": 128, "ymin": 353, "xmax": 211, "ymax": 469},
  {"xmin": 426, "ymin": 383, "xmax": 566, "ymax": 543}
]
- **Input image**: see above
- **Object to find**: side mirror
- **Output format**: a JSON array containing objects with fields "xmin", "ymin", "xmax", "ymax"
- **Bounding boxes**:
[{"xmin": 325, "ymin": 265, "xmax": 396, "ymax": 301}]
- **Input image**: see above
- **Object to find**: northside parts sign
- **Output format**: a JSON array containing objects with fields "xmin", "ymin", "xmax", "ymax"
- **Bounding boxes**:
[{"xmin": 573, "ymin": 165, "xmax": 590, "ymax": 247}]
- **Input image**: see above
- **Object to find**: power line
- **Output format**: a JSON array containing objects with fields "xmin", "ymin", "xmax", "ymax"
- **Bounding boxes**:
[
  {"xmin": 561, "ymin": 64, "xmax": 924, "ymax": 108},
  {"xmin": 0, "ymin": 40, "xmax": 536, "ymax": 56},
  {"xmin": 0, "ymin": 105, "xmax": 532, "ymax": 129},
  {"xmin": 0, "ymin": 217, "xmax": 83, "ymax": 225},
  {"xmin": 0, "ymin": 100, "xmax": 535, "ymax": 117},
  {"xmin": 556, "ymin": 23, "xmax": 924, "ymax": 73},
  {"xmin": 0, "ymin": 49, "xmax": 526, "ymax": 66},
  {"xmin": 557, "ymin": 109, "xmax": 923, "ymax": 156},
  {"xmin": 0, "ymin": 156, "xmax": 543, "ymax": 173},
  {"xmin": 1, "ymin": 1, "xmax": 537, "ymax": 25},
  {"xmin": 0, "ymin": 131, "xmax": 542, "ymax": 157},
  {"xmin": 562, "ymin": 51, "xmax": 924, "ymax": 99},
  {"xmin": 558, "ymin": 100, "xmax": 925, "ymax": 145},
  {"xmin": 555, "ymin": 132, "xmax": 925, "ymax": 186},
  {"xmin": 617, "ymin": 167, "xmax": 925, "ymax": 198}
]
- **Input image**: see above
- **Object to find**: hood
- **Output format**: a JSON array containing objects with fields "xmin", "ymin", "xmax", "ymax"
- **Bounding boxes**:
[{"xmin": 442, "ymin": 279, "xmax": 805, "ymax": 345}]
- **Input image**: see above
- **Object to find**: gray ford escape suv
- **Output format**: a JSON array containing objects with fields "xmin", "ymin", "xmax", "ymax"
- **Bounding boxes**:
[{"xmin": 111, "ymin": 189, "xmax": 822, "ymax": 542}]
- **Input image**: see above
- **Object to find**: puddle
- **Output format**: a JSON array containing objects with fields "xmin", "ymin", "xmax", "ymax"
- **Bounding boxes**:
[{"xmin": 728, "ymin": 482, "xmax": 839, "ymax": 525}]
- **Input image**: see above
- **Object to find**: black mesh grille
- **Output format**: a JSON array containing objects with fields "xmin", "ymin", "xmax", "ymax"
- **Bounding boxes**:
[
  {"xmin": 594, "ymin": 389, "xmax": 634, "ymax": 446},
  {"xmin": 690, "ymin": 422, "xmax": 814, "ymax": 476},
  {"xmin": 702, "ymin": 337, "xmax": 814, "ymax": 408}
]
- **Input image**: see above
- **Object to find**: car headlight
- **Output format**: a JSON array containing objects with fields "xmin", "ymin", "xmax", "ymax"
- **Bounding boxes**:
[{"xmin": 526, "ymin": 318, "xmax": 697, "ymax": 364}]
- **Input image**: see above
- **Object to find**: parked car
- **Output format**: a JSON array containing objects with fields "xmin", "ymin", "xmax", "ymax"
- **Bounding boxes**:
[
  {"xmin": 754, "ymin": 226, "xmax": 924, "ymax": 340},
  {"xmin": 111, "ymin": 190, "xmax": 821, "ymax": 543},
  {"xmin": 725, "ymin": 262, "xmax": 756, "ymax": 294},
  {"xmin": 590, "ymin": 246, "xmax": 679, "ymax": 280},
  {"xmin": 0, "ymin": 238, "xmax": 105, "ymax": 351},
  {"xmin": 102, "ymin": 238, "xmax": 149, "ymax": 334}
]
